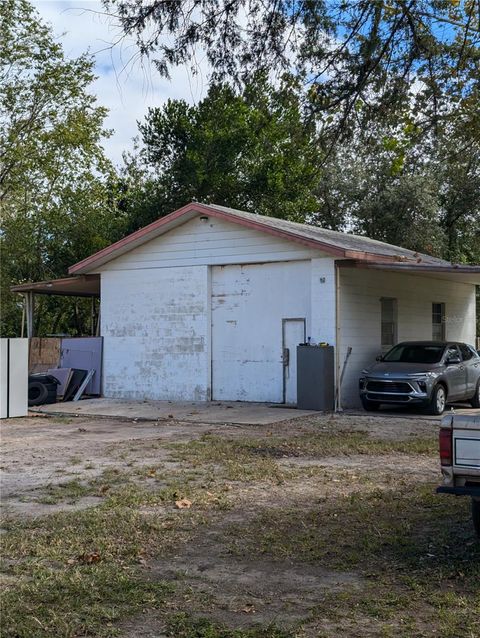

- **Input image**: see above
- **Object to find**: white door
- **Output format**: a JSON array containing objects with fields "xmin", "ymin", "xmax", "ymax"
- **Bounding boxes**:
[
  {"xmin": 211, "ymin": 261, "xmax": 310, "ymax": 402},
  {"xmin": 283, "ymin": 319, "xmax": 306, "ymax": 405}
]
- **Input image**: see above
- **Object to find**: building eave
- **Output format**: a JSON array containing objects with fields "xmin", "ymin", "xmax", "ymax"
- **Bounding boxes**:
[
  {"xmin": 68, "ymin": 202, "xmax": 423, "ymax": 275},
  {"xmin": 337, "ymin": 260, "xmax": 480, "ymax": 285}
]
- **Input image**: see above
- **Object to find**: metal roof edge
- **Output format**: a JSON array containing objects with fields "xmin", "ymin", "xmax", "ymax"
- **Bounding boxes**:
[{"xmin": 68, "ymin": 202, "xmax": 449, "ymax": 275}]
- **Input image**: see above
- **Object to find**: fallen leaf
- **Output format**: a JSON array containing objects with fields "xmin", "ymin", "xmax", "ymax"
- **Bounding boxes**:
[
  {"xmin": 242, "ymin": 604, "xmax": 255, "ymax": 614},
  {"xmin": 78, "ymin": 551, "xmax": 101, "ymax": 564},
  {"xmin": 175, "ymin": 498, "xmax": 192, "ymax": 509}
]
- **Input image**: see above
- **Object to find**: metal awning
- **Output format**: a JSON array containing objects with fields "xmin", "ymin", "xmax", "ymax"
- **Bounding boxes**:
[
  {"xmin": 11, "ymin": 275, "xmax": 100, "ymax": 297},
  {"xmin": 11, "ymin": 275, "xmax": 100, "ymax": 338},
  {"xmin": 337, "ymin": 260, "xmax": 480, "ymax": 284}
]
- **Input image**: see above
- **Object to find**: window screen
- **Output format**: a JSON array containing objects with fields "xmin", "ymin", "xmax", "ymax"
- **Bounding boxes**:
[
  {"xmin": 381, "ymin": 298, "xmax": 397, "ymax": 352},
  {"xmin": 432, "ymin": 303, "xmax": 445, "ymax": 341}
]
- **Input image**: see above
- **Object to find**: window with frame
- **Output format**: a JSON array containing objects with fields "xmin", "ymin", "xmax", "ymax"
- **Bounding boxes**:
[
  {"xmin": 381, "ymin": 297, "xmax": 397, "ymax": 352},
  {"xmin": 432, "ymin": 303, "xmax": 445, "ymax": 341}
]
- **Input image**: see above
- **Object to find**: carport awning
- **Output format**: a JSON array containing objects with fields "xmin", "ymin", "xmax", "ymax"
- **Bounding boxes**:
[
  {"xmin": 11, "ymin": 275, "xmax": 100, "ymax": 297},
  {"xmin": 337, "ymin": 261, "xmax": 480, "ymax": 284}
]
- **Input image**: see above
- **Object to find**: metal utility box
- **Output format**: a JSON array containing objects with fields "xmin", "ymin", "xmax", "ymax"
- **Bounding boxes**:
[{"xmin": 296, "ymin": 345, "xmax": 335, "ymax": 411}]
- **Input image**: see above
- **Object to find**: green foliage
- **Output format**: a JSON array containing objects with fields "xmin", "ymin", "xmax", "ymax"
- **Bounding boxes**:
[
  {"xmin": 0, "ymin": 0, "xmax": 127, "ymax": 336},
  {"xmin": 106, "ymin": 1, "xmax": 480, "ymax": 145},
  {"xmin": 1, "ymin": 0, "xmax": 478, "ymax": 339},
  {"xmin": 121, "ymin": 74, "xmax": 323, "ymax": 231}
]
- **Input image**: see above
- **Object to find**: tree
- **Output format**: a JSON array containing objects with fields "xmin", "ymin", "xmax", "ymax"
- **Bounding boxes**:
[
  {"xmin": 122, "ymin": 74, "xmax": 325, "ymax": 231},
  {"xmin": 105, "ymin": 0, "xmax": 480, "ymax": 146},
  {"xmin": 0, "ymin": 0, "xmax": 126, "ymax": 336}
]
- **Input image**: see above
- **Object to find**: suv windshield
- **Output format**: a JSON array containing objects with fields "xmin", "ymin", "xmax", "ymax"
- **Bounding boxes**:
[{"xmin": 383, "ymin": 344, "xmax": 445, "ymax": 364}]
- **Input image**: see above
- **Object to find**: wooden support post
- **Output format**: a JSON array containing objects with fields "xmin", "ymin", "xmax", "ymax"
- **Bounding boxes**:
[
  {"xmin": 25, "ymin": 292, "xmax": 35, "ymax": 338},
  {"xmin": 90, "ymin": 297, "xmax": 95, "ymax": 336},
  {"xmin": 21, "ymin": 302, "xmax": 25, "ymax": 338},
  {"xmin": 96, "ymin": 305, "xmax": 100, "ymax": 336}
]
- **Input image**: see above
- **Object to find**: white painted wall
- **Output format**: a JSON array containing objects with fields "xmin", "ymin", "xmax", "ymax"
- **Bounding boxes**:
[
  {"xmin": 97, "ymin": 212, "xmax": 477, "ymax": 407},
  {"xmin": 338, "ymin": 268, "xmax": 477, "ymax": 408},
  {"xmin": 98, "ymin": 214, "xmax": 333, "ymax": 402},
  {"xmin": 310, "ymin": 257, "xmax": 337, "ymax": 346},
  {"xmin": 95, "ymin": 215, "xmax": 322, "ymax": 272},
  {"xmin": 211, "ymin": 261, "xmax": 311, "ymax": 402},
  {"xmin": 101, "ymin": 266, "xmax": 210, "ymax": 401}
]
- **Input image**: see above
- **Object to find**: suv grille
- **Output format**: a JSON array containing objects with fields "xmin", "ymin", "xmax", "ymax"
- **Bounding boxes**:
[
  {"xmin": 367, "ymin": 392, "xmax": 410, "ymax": 402},
  {"xmin": 366, "ymin": 381, "xmax": 412, "ymax": 393}
]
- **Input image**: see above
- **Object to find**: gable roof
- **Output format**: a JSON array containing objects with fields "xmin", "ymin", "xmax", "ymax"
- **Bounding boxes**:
[{"xmin": 69, "ymin": 201, "xmax": 453, "ymax": 275}]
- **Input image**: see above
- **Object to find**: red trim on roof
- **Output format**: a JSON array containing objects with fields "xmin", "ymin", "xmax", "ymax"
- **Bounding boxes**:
[
  {"xmin": 69, "ymin": 202, "xmax": 349, "ymax": 274},
  {"xmin": 68, "ymin": 202, "xmax": 426, "ymax": 275}
]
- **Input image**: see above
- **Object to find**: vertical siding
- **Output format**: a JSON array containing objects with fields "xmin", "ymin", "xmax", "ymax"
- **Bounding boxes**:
[
  {"xmin": 211, "ymin": 261, "xmax": 311, "ymax": 402},
  {"xmin": 338, "ymin": 268, "xmax": 477, "ymax": 408},
  {"xmin": 101, "ymin": 266, "xmax": 209, "ymax": 401}
]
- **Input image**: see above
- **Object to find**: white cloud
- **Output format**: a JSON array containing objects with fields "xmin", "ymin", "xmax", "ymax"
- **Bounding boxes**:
[{"xmin": 32, "ymin": 0, "xmax": 209, "ymax": 165}]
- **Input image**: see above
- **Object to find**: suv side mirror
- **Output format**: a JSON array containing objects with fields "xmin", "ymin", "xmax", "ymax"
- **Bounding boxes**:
[
  {"xmin": 375, "ymin": 355, "xmax": 383, "ymax": 361},
  {"xmin": 446, "ymin": 355, "xmax": 461, "ymax": 365}
]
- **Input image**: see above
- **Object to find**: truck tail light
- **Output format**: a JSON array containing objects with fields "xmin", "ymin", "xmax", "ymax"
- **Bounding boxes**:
[{"xmin": 439, "ymin": 428, "xmax": 453, "ymax": 466}]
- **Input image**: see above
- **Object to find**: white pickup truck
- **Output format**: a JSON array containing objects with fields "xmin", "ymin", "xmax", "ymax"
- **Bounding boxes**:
[{"xmin": 437, "ymin": 413, "xmax": 480, "ymax": 537}]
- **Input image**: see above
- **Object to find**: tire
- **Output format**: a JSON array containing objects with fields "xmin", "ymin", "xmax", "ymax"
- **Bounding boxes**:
[
  {"xmin": 361, "ymin": 397, "xmax": 380, "ymax": 412},
  {"xmin": 470, "ymin": 380, "xmax": 480, "ymax": 409},
  {"xmin": 28, "ymin": 381, "xmax": 49, "ymax": 406},
  {"xmin": 472, "ymin": 499, "xmax": 480, "ymax": 538},
  {"xmin": 428, "ymin": 384, "xmax": 447, "ymax": 415}
]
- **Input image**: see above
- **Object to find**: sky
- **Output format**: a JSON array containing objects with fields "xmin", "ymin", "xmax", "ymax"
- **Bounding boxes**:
[{"xmin": 32, "ymin": 0, "xmax": 209, "ymax": 165}]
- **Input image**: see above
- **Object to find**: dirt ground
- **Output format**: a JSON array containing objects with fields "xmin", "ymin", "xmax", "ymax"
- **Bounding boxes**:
[{"xmin": 1, "ymin": 411, "xmax": 478, "ymax": 638}]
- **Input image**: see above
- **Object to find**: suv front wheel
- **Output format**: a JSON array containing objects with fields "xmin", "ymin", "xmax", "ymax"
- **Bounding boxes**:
[{"xmin": 428, "ymin": 384, "xmax": 447, "ymax": 415}]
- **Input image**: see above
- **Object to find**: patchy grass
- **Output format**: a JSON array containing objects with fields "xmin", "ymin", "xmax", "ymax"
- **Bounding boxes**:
[
  {"xmin": 165, "ymin": 614, "xmax": 293, "ymax": 638},
  {"xmin": 34, "ymin": 479, "xmax": 94, "ymax": 504},
  {"xmin": 0, "ymin": 480, "xmax": 218, "ymax": 638},
  {"xmin": 3, "ymin": 415, "xmax": 476, "ymax": 638},
  {"xmin": 169, "ymin": 431, "xmax": 435, "ymax": 483},
  {"xmin": 227, "ymin": 484, "xmax": 480, "ymax": 637},
  {"xmin": 1, "ymin": 563, "xmax": 171, "ymax": 638},
  {"xmin": 0, "ymin": 462, "xmax": 236, "ymax": 638}
]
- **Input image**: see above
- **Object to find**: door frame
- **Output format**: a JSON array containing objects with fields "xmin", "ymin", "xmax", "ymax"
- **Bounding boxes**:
[{"xmin": 282, "ymin": 317, "xmax": 306, "ymax": 404}]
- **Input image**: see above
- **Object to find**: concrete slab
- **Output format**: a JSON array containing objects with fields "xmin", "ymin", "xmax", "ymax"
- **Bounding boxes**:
[{"xmin": 33, "ymin": 397, "xmax": 320, "ymax": 425}]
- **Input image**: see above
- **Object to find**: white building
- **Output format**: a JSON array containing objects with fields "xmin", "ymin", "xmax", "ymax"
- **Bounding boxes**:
[{"xmin": 16, "ymin": 203, "xmax": 480, "ymax": 408}]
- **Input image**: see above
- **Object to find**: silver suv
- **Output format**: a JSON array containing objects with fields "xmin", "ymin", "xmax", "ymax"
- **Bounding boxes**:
[{"xmin": 359, "ymin": 342, "xmax": 480, "ymax": 415}]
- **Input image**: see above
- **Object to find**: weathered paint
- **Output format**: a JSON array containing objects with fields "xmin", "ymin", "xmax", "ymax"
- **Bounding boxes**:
[
  {"xmin": 338, "ymin": 267, "xmax": 477, "ymax": 408},
  {"xmin": 211, "ymin": 261, "xmax": 311, "ymax": 402},
  {"xmin": 101, "ymin": 266, "xmax": 210, "ymax": 401},
  {"xmin": 94, "ymin": 216, "xmax": 323, "ymax": 272},
  {"xmin": 97, "ymin": 213, "xmax": 477, "ymax": 407},
  {"xmin": 310, "ymin": 257, "xmax": 337, "ymax": 346}
]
